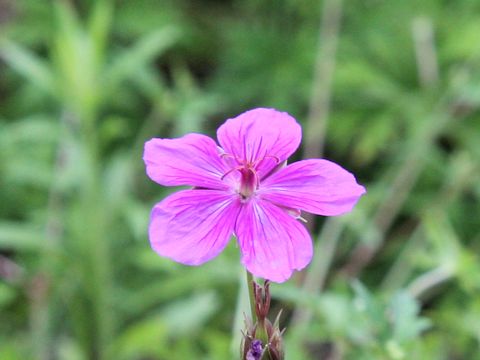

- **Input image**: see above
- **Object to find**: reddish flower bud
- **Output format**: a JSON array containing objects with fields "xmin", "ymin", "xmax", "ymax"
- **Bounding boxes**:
[{"xmin": 241, "ymin": 280, "xmax": 285, "ymax": 360}]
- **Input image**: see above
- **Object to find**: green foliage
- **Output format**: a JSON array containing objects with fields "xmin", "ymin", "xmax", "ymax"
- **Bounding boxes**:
[{"xmin": 1, "ymin": 0, "xmax": 479, "ymax": 359}]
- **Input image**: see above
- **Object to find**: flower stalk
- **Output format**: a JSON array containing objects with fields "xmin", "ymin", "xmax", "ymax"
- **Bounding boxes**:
[{"xmin": 246, "ymin": 270, "xmax": 257, "ymax": 323}]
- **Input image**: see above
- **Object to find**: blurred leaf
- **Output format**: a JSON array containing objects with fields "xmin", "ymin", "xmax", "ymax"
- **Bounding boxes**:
[
  {"xmin": 161, "ymin": 291, "xmax": 219, "ymax": 335},
  {"xmin": 422, "ymin": 209, "xmax": 460, "ymax": 267},
  {"xmin": 105, "ymin": 27, "xmax": 179, "ymax": 89},
  {"xmin": 388, "ymin": 291, "xmax": 431, "ymax": 342},
  {"xmin": 0, "ymin": 40, "xmax": 55, "ymax": 95},
  {"xmin": 112, "ymin": 316, "xmax": 168, "ymax": 360},
  {"xmin": 88, "ymin": 0, "xmax": 113, "ymax": 69},
  {"xmin": 0, "ymin": 340, "xmax": 25, "ymax": 360},
  {"xmin": 0, "ymin": 282, "xmax": 16, "ymax": 307},
  {"xmin": 121, "ymin": 199, "xmax": 150, "ymax": 242},
  {"xmin": 112, "ymin": 292, "xmax": 220, "ymax": 358},
  {"xmin": 0, "ymin": 222, "xmax": 45, "ymax": 251},
  {"xmin": 57, "ymin": 338, "xmax": 87, "ymax": 360},
  {"xmin": 122, "ymin": 256, "xmax": 237, "ymax": 317}
]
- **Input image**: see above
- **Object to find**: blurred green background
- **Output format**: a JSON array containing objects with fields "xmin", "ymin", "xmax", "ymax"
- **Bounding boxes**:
[{"xmin": 1, "ymin": 0, "xmax": 479, "ymax": 359}]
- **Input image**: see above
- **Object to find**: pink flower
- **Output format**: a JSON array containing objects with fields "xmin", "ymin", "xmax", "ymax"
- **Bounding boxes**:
[{"xmin": 143, "ymin": 108, "xmax": 366, "ymax": 282}]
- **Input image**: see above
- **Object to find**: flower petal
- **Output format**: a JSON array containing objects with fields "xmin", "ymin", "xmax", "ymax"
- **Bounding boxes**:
[
  {"xmin": 217, "ymin": 108, "xmax": 301, "ymax": 178},
  {"xmin": 149, "ymin": 189, "xmax": 241, "ymax": 265},
  {"xmin": 144, "ymin": 133, "xmax": 235, "ymax": 189},
  {"xmin": 260, "ymin": 159, "xmax": 366, "ymax": 216},
  {"xmin": 235, "ymin": 199, "xmax": 313, "ymax": 282}
]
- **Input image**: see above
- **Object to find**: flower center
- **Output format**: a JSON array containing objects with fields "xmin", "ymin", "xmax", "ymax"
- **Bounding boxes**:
[
  {"xmin": 220, "ymin": 161, "xmax": 259, "ymax": 200},
  {"xmin": 220, "ymin": 153, "xmax": 280, "ymax": 201},
  {"xmin": 239, "ymin": 165, "xmax": 258, "ymax": 200}
]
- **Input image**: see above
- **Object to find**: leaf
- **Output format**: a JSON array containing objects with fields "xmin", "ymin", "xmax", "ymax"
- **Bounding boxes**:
[
  {"xmin": 0, "ymin": 282, "xmax": 16, "ymax": 307},
  {"xmin": 104, "ymin": 27, "xmax": 179, "ymax": 88},
  {"xmin": 51, "ymin": 0, "xmax": 99, "ymax": 115},
  {"xmin": 0, "ymin": 40, "xmax": 56, "ymax": 96},
  {"xmin": 0, "ymin": 222, "xmax": 46, "ymax": 251},
  {"xmin": 112, "ymin": 292, "xmax": 219, "ymax": 358},
  {"xmin": 110, "ymin": 315, "xmax": 168, "ymax": 360},
  {"xmin": 88, "ymin": 0, "xmax": 113, "ymax": 69},
  {"xmin": 160, "ymin": 291, "xmax": 219, "ymax": 336},
  {"xmin": 271, "ymin": 283, "xmax": 320, "ymax": 309},
  {"xmin": 422, "ymin": 209, "xmax": 460, "ymax": 266},
  {"xmin": 388, "ymin": 291, "xmax": 431, "ymax": 342},
  {"xmin": 56, "ymin": 338, "xmax": 87, "ymax": 360}
]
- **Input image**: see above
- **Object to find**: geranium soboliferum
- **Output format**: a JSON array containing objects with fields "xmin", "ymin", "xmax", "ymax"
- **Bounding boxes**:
[{"xmin": 143, "ymin": 108, "xmax": 366, "ymax": 282}]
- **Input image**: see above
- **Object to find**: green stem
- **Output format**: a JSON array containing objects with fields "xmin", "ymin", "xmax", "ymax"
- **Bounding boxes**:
[{"xmin": 246, "ymin": 270, "xmax": 256, "ymax": 323}]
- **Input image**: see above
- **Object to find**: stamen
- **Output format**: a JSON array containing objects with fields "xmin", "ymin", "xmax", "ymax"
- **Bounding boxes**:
[
  {"xmin": 263, "ymin": 154, "xmax": 281, "ymax": 163},
  {"xmin": 221, "ymin": 165, "xmax": 243, "ymax": 180},
  {"xmin": 252, "ymin": 154, "xmax": 281, "ymax": 169},
  {"xmin": 253, "ymin": 168, "xmax": 260, "ymax": 188},
  {"xmin": 221, "ymin": 151, "xmax": 280, "ymax": 168},
  {"xmin": 221, "ymin": 152, "xmax": 244, "ymax": 165},
  {"xmin": 298, "ymin": 216, "xmax": 308, "ymax": 223},
  {"xmin": 286, "ymin": 208, "xmax": 307, "ymax": 222}
]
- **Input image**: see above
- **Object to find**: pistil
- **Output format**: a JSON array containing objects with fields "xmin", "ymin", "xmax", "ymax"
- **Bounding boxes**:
[{"xmin": 239, "ymin": 166, "xmax": 258, "ymax": 200}]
